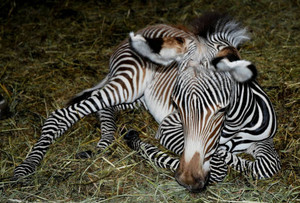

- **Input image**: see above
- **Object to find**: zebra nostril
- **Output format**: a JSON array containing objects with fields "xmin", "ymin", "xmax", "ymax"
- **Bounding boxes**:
[
  {"xmin": 179, "ymin": 180, "xmax": 206, "ymax": 193},
  {"xmin": 189, "ymin": 178, "xmax": 209, "ymax": 193},
  {"xmin": 190, "ymin": 186, "xmax": 205, "ymax": 193}
]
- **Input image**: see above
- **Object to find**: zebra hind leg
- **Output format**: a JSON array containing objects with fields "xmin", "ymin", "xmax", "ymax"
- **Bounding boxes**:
[
  {"xmin": 95, "ymin": 100, "xmax": 146, "ymax": 153},
  {"xmin": 218, "ymin": 138, "xmax": 281, "ymax": 179},
  {"xmin": 76, "ymin": 99, "xmax": 147, "ymax": 159},
  {"xmin": 75, "ymin": 100, "xmax": 146, "ymax": 159},
  {"xmin": 12, "ymin": 89, "xmax": 139, "ymax": 180}
]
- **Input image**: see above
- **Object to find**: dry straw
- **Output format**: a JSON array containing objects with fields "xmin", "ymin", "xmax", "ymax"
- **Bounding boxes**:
[{"xmin": 0, "ymin": 0, "xmax": 299, "ymax": 202}]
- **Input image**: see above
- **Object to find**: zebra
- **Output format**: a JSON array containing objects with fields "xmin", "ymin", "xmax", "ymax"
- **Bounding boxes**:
[{"xmin": 12, "ymin": 13, "xmax": 280, "ymax": 192}]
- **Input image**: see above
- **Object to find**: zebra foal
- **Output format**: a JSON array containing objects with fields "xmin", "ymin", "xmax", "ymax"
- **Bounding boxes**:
[{"xmin": 12, "ymin": 13, "xmax": 280, "ymax": 192}]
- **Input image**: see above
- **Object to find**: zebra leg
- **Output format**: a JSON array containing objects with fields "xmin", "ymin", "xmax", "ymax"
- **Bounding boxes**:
[
  {"xmin": 75, "ymin": 107, "xmax": 117, "ymax": 159},
  {"xmin": 217, "ymin": 138, "xmax": 281, "ymax": 179},
  {"xmin": 95, "ymin": 99, "xmax": 147, "ymax": 152},
  {"xmin": 13, "ymin": 101, "xmax": 97, "ymax": 179},
  {"xmin": 125, "ymin": 129, "xmax": 228, "ymax": 183},
  {"xmin": 76, "ymin": 99, "xmax": 147, "ymax": 159},
  {"xmin": 124, "ymin": 130, "xmax": 179, "ymax": 172},
  {"xmin": 156, "ymin": 112, "xmax": 184, "ymax": 155},
  {"xmin": 13, "ymin": 40, "xmax": 153, "ymax": 179},
  {"xmin": 95, "ymin": 108, "xmax": 117, "ymax": 150},
  {"xmin": 13, "ymin": 86, "xmax": 144, "ymax": 180},
  {"xmin": 209, "ymin": 151, "xmax": 228, "ymax": 183}
]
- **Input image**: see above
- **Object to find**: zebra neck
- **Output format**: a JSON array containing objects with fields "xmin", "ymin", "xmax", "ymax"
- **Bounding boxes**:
[{"xmin": 221, "ymin": 81, "xmax": 277, "ymax": 152}]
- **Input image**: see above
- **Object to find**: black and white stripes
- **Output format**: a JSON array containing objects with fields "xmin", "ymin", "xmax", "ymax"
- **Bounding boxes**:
[{"xmin": 13, "ymin": 13, "xmax": 280, "ymax": 191}]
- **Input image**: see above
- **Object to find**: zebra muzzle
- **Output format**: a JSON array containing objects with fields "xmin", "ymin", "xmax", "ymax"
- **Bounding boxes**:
[{"xmin": 174, "ymin": 152, "xmax": 210, "ymax": 192}]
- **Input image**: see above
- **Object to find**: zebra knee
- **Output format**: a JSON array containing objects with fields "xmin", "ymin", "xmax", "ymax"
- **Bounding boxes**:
[
  {"xmin": 248, "ymin": 140, "xmax": 281, "ymax": 179},
  {"xmin": 217, "ymin": 149, "xmax": 252, "ymax": 175},
  {"xmin": 251, "ymin": 152, "xmax": 281, "ymax": 179}
]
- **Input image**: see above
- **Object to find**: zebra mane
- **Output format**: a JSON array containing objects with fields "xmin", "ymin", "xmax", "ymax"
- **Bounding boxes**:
[{"xmin": 190, "ymin": 12, "xmax": 250, "ymax": 47}]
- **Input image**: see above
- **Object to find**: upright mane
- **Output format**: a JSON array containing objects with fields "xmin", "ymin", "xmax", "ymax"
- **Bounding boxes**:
[{"xmin": 190, "ymin": 12, "xmax": 250, "ymax": 47}]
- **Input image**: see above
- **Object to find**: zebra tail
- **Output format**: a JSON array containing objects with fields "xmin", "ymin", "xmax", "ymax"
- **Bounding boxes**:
[{"xmin": 67, "ymin": 75, "xmax": 109, "ymax": 106}]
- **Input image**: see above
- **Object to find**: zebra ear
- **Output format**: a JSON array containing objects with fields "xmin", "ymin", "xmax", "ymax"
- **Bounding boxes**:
[
  {"xmin": 212, "ymin": 57, "xmax": 257, "ymax": 82},
  {"xmin": 129, "ymin": 32, "xmax": 188, "ymax": 66}
]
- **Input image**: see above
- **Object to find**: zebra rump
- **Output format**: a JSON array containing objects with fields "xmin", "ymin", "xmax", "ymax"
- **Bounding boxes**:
[{"xmin": 129, "ymin": 12, "xmax": 256, "ymax": 83}]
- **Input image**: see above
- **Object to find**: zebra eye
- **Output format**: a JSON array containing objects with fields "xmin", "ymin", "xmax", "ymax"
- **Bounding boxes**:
[{"xmin": 172, "ymin": 100, "xmax": 179, "ymax": 110}]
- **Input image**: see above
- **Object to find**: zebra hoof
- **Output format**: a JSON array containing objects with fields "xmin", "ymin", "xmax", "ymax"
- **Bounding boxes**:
[
  {"xmin": 124, "ymin": 130, "xmax": 141, "ymax": 150},
  {"xmin": 123, "ymin": 129, "xmax": 140, "ymax": 141},
  {"xmin": 75, "ymin": 150, "xmax": 93, "ymax": 159},
  {"xmin": 10, "ymin": 174, "xmax": 32, "ymax": 187}
]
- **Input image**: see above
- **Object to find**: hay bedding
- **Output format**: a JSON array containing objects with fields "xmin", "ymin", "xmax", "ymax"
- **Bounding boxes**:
[{"xmin": 0, "ymin": 0, "xmax": 299, "ymax": 202}]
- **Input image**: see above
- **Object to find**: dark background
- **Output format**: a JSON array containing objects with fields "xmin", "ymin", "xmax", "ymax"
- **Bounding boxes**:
[{"xmin": 0, "ymin": 0, "xmax": 299, "ymax": 202}]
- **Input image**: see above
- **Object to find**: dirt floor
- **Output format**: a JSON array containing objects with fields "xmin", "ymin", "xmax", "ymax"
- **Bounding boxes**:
[{"xmin": 0, "ymin": 0, "xmax": 299, "ymax": 202}]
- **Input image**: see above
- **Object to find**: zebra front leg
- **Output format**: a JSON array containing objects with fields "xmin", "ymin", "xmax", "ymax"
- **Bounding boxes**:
[
  {"xmin": 96, "ymin": 108, "xmax": 117, "ymax": 150},
  {"xmin": 124, "ymin": 130, "xmax": 229, "ymax": 184},
  {"xmin": 209, "ymin": 151, "xmax": 228, "ymax": 184},
  {"xmin": 218, "ymin": 138, "xmax": 281, "ymax": 179},
  {"xmin": 124, "ymin": 130, "xmax": 179, "ymax": 172}
]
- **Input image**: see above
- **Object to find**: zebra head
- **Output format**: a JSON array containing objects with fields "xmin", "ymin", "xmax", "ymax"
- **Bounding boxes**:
[
  {"xmin": 171, "ymin": 67, "xmax": 231, "ymax": 192},
  {"xmin": 172, "ymin": 56, "xmax": 256, "ymax": 192}
]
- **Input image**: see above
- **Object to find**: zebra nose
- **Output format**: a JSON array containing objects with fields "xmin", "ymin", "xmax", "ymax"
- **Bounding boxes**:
[
  {"xmin": 175, "ymin": 169, "xmax": 209, "ymax": 193},
  {"xmin": 175, "ymin": 152, "xmax": 210, "ymax": 192}
]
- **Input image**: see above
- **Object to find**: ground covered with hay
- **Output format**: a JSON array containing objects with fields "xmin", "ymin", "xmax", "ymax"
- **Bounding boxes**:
[{"xmin": 0, "ymin": 0, "xmax": 299, "ymax": 202}]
